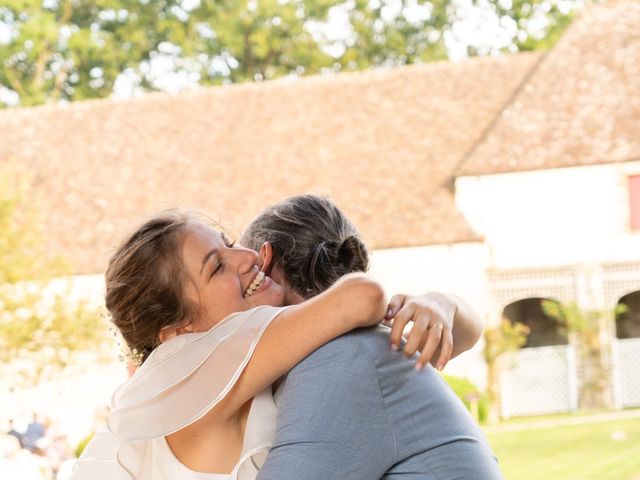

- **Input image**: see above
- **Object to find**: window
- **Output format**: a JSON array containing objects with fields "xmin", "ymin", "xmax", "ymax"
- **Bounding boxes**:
[{"xmin": 629, "ymin": 175, "xmax": 640, "ymax": 231}]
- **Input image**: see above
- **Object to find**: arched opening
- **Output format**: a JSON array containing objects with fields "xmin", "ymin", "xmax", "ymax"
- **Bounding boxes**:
[
  {"xmin": 613, "ymin": 290, "xmax": 640, "ymax": 408},
  {"xmin": 503, "ymin": 298, "xmax": 568, "ymax": 348},
  {"xmin": 499, "ymin": 297, "xmax": 577, "ymax": 417},
  {"xmin": 616, "ymin": 291, "xmax": 640, "ymax": 339}
]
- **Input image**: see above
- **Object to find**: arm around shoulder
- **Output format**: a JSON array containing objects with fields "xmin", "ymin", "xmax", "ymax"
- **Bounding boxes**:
[{"xmin": 217, "ymin": 273, "xmax": 387, "ymax": 418}]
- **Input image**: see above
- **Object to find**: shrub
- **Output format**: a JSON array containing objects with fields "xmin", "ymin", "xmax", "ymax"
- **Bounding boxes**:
[{"xmin": 442, "ymin": 374, "xmax": 489, "ymax": 423}]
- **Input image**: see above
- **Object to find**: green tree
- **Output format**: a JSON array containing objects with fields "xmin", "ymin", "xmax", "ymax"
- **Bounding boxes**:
[
  {"xmin": 190, "ymin": 0, "xmax": 340, "ymax": 83},
  {"xmin": 0, "ymin": 168, "xmax": 110, "ymax": 384},
  {"xmin": 338, "ymin": 0, "xmax": 451, "ymax": 69},
  {"xmin": 0, "ymin": 0, "xmax": 194, "ymax": 106},
  {"xmin": 1, "ymin": 0, "xmax": 583, "ymax": 108},
  {"xmin": 492, "ymin": 0, "xmax": 578, "ymax": 52}
]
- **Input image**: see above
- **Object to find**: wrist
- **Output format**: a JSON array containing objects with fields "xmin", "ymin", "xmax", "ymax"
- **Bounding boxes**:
[{"xmin": 426, "ymin": 291, "xmax": 456, "ymax": 311}]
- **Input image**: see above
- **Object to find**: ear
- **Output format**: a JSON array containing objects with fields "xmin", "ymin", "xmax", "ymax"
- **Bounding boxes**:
[
  {"xmin": 258, "ymin": 242, "xmax": 274, "ymax": 274},
  {"xmin": 158, "ymin": 326, "xmax": 178, "ymax": 344},
  {"xmin": 158, "ymin": 321, "xmax": 195, "ymax": 343}
]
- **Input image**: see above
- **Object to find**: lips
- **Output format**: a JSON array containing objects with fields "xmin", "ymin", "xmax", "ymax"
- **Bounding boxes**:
[{"xmin": 243, "ymin": 270, "xmax": 266, "ymax": 298}]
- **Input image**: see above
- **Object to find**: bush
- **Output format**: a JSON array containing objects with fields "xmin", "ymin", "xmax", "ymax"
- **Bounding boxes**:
[
  {"xmin": 442, "ymin": 374, "xmax": 489, "ymax": 424},
  {"xmin": 0, "ymin": 168, "xmax": 110, "ymax": 385}
]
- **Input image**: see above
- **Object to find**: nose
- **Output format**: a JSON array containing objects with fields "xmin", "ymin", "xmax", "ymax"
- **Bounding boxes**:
[{"xmin": 229, "ymin": 245, "xmax": 259, "ymax": 274}]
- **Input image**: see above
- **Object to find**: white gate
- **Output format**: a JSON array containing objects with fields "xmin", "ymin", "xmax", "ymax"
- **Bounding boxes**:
[
  {"xmin": 500, "ymin": 345, "xmax": 578, "ymax": 418},
  {"xmin": 612, "ymin": 338, "xmax": 640, "ymax": 408}
]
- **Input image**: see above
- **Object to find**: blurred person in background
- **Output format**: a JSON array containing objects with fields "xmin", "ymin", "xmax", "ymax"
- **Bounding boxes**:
[
  {"xmin": 0, "ymin": 432, "xmax": 51, "ymax": 480},
  {"xmin": 6, "ymin": 418, "xmax": 24, "ymax": 448},
  {"xmin": 24, "ymin": 412, "xmax": 46, "ymax": 452}
]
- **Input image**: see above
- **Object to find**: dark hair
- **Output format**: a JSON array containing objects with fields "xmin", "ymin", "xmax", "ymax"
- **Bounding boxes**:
[
  {"xmin": 105, "ymin": 210, "xmax": 200, "ymax": 363},
  {"xmin": 241, "ymin": 195, "xmax": 369, "ymax": 299}
]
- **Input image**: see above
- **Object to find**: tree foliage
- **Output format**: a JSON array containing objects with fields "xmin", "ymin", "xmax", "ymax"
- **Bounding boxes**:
[
  {"xmin": 483, "ymin": 318, "xmax": 529, "ymax": 421},
  {"xmin": 483, "ymin": 318, "xmax": 530, "ymax": 366},
  {"xmin": 0, "ymin": 169, "xmax": 110, "ymax": 384},
  {"xmin": 541, "ymin": 300, "xmax": 624, "ymax": 409},
  {"xmin": 0, "ymin": 0, "xmax": 583, "ymax": 107}
]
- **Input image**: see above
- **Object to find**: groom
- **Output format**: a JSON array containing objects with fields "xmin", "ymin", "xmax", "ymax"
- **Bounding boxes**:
[{"xmin": 242, "ymin": 195, "xmax": 502, "ymax": 479}]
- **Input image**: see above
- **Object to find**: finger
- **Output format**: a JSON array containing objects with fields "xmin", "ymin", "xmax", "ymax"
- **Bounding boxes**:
[
  {"xmin": 404, "ymin": 299, "xmax": 434, "ymax": 326},
  {"xmin": 402, "ymin": 318, "xmax": 430, "ymax": 358},
  {"xmin": 386, "ymin": 294, "xmax": 407, "ymax": 320},
  {"xmin": 434, "ymin": 329, "xmax": 454, "ymax": 371},
  {"xmin": 388, "ymin": 304, "xmax": 415, "ymax": 349},
  {"xmin": 415, "ymin": 323, "xmax": 443, "ymax": 371}
]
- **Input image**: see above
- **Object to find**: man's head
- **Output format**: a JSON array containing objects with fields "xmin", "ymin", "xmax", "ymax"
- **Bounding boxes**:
[{"xmin": 241, "ymin": 195, "xmax": 369, "ymax": 303}]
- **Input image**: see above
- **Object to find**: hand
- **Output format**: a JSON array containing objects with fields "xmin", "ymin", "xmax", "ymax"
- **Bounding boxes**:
[{"xmin": 384, "ymin": 293, "xmax": 456, "ymax": 372}]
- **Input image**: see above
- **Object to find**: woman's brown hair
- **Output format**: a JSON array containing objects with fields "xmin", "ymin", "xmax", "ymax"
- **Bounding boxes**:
[{"xmin": 105, "ymin": 210, "xmax": 199, "ymax": 363}]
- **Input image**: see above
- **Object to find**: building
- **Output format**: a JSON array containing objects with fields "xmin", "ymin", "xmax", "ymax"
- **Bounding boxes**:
[{"xmin": 1, "ymin": 0, "xmax": 638, "ymax": 420}]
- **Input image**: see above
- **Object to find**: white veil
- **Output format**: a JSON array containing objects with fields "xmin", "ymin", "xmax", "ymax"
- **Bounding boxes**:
[{"xmin": 71, "ymin": 305, "xmax": 288, "ymax": 480}]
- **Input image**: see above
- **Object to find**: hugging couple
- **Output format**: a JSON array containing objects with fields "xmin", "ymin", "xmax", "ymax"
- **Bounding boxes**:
[{"xmin": 73, "ymin": 195, "xmax": 502, "ymax": 480}]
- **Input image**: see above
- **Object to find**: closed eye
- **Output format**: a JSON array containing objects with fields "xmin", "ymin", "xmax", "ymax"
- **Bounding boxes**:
[{"xmin": 209, "ymin": 261, "xmax": 223, "ymax": 279}]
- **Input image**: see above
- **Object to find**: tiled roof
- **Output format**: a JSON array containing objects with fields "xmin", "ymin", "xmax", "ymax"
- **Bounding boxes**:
[
  {"xmin": 1, "ymin": 0, "xmax": 635, "ymax": 275},
  {"xmin": 458, "ymin": 0, "xmax": 640, "ymax": 176},
  {"xmin": 0, "ymin": 53, "xmax": 540, "ymax": 274}
]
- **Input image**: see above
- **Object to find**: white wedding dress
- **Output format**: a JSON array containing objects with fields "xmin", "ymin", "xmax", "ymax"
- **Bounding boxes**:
[
  {"xmin": 71, "ymin": 305, "xmax": 288, "ymax": 480},
  {"xmin": 149, "ymin": 387, "xmax": 277, "ymax": 479}
]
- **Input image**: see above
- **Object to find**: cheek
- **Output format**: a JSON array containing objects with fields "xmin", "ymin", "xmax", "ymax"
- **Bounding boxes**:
[{"xmin": 201, "ymin": 284, "xmax": 238, "ymax": 317}]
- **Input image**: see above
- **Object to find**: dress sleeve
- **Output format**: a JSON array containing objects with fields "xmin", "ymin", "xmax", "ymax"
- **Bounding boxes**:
[{"xmin": 70, "ymin": 305, "xmax": 288, "ymax": 480}]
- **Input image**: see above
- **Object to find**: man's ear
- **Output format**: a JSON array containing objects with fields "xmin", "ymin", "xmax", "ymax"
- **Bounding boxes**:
[{"xmin": 258, "ymin": 242, "xmax": 273, "ymax": 274}]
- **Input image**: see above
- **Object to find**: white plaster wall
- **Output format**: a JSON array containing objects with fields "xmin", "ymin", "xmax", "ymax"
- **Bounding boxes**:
[
  {"xmin": 455, "ymin": 161, "xmax": 640, "ymax": 268},
  {"xmin": 369, "ymin": 243, "xmax": 490, "ymax": 389}
]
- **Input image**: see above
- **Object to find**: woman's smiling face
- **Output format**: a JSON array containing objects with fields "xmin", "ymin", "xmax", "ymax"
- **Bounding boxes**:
[{"xmin": 181, "ymin": 222, "xmax": 285, "ymax": 332}]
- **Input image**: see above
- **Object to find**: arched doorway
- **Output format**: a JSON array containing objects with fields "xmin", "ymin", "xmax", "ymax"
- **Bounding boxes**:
[
  {"xmin": 500, "ymin": 298, "xmax": 577, "ymax": 417},
  {"xmin": 503, "ymin": 298, "xmax": 569, "ymax": 348},
  {"xmin": 613, "ymin": 291, "xmax": 640, "ymax": 407},
  {"xmin": 616, "ymin": 291, "xmax": 640, "ymax": 339}
]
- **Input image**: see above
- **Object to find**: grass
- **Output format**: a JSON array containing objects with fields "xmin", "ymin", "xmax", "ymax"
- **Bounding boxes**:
[{"xmin": 484, "ymin": 415, "xmax": 640, "ymax": 480}]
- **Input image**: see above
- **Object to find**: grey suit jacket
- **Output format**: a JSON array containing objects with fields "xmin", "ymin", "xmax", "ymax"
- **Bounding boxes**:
[{"xmin": 256, "ymin": 326, "xmax": 502, "ymax": 480}]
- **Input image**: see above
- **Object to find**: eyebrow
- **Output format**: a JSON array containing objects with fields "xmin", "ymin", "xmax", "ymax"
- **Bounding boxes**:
[{"xmin": 200, "ymin": 249, "xmax": 219, "ymax": 275}]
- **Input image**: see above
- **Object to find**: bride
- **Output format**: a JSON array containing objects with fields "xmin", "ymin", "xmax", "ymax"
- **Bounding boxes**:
[{"xmin": 73, "ymin": 199, "xmax": 481, "ymax": 480}]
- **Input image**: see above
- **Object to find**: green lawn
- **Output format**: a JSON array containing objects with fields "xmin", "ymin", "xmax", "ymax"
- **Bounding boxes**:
[{"xmin": 484, "ymin": 416, "xmax": 640, "ymax": 480}]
